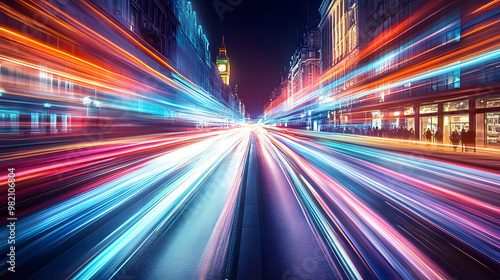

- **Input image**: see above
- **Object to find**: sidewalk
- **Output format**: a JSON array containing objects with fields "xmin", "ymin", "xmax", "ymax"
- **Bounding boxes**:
[
  {"xmin": 365, "ymin": 139, "xmax": 500, "ymax": 172},
  {"xmin": 291, "ymin": 130, "xmax": 500, "ymax": 172}
]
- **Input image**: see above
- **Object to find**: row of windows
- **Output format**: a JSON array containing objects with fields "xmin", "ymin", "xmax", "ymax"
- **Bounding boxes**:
[
  {"xmin": 317, "ymin": 4, "xmax": 468, "ymax": 111},
  {"xmin": 130, "ymin": 8, "xmax": 175, "ymax": 34},
  {"xmin": 0, "ymin": 64, "xmax": 74, "ymax": 97},
  {"xmin": 0, "ymin": 111, "xmax": 71, "ymax": 133},
  {"xmin": 356, "ymin": 8, "xmax": 462, "ymax": 105}
]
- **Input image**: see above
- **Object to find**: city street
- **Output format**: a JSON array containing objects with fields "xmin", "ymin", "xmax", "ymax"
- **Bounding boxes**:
[
  {"xmin": 1, "ymin": 1, "xmax": 499, "ymax": 278},
  {"xmin": 1, "ymin": 127, "xmax": 498, "ymax": 279},
  {"xmin": 255, "ymin": 127, "xmax": 500, "ymax": 279}
]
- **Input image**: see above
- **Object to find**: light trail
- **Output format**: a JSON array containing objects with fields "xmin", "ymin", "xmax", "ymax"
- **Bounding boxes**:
[
  {"xmin": 256, "ymin": 128, "xmax": 363, "ymax": 279},
  {"xmin": 255, "ymin": 126, "xmax": 500, "ymax": 279},
  {"xmin": 0, "ymin": 0, "xmax": 242, "ymax": 130},
  {"xmin": 264, "ymin": 0, "xmax": 500, "ymax": 124},
  {"xmin": 1, "ymin": 126, "xmax": 498, "ymax": 278},
  {"xmin": 0, "ymin": 129, "xmax": 251, "ymax": 279}
]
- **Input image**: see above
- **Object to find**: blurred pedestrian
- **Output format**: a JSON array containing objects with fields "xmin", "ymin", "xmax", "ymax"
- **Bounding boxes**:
[
  {"xmin": 460, "ymin": 128, "xmax": 467, "ymax": 152},
  {"xmin": 450, "ymin": 130, "xmax": 460, "ymax": 151},
  {"xmin": 435, "ymin": 127, "xmax": 443, "ymax": 148},
  {"xmin": 467, "ymin": 129, "xmax": 476, "ymax": 154},
  {"xmin": 425, "ymin": 128, "xmax": 432, "ymax": 143}
]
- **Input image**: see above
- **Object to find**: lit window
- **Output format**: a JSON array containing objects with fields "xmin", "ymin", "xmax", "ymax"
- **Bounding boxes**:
[
  {"xmin": 404, "ymin": 107, "xmax": 415, "ymax": 116},
  {"xmin": 443, "ymin": 100, "xmax": 468, "ymax": 112},
  {"xmin": 419, "ymin": 104, "xmax": 438, "ymax": 114}
]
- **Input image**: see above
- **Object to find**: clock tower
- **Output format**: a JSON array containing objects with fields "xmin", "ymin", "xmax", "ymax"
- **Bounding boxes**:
[{"xmin": 216, "ymin": 37, "xmax": 230, "ymax": 85}]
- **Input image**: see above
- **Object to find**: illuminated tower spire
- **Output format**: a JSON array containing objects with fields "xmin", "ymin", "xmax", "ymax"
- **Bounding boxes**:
[{"xmin": 217, "ymin": 36, "xmax": 230, "ymax": 85}]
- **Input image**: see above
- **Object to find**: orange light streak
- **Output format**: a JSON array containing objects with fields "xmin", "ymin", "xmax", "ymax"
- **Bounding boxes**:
[
  {"xmin": 20, "ymin": 0, "xmax": 186, "ymax": 92},
  {"xmin": 472, "ymin": 0, "xmax": 500, "ymax": 14}
]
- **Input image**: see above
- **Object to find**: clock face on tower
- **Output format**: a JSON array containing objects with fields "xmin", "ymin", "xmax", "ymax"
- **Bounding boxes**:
[{"xmin": 218, "ymin": 64, "xmax": 227, "ymax": 72}]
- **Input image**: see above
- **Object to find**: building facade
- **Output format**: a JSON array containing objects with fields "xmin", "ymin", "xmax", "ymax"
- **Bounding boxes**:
[
  {"xmin": 347, "ymin": 0, "xmax": 500, "ymax": 148},
  {"xmin": 265, "ymin": 0, "xmax": 500, "ymax": 149},
  {"xmin": 172, "ymin": 0, "xmax": 211, "ymax": 92},
  {"xmin": 263, "ymin": 16, "xmax": 322, "ymax": 128},
  {"xmin": 291, "ymin": 25, "xmax": 321, "ymax": 130},
  {"xmin": 95, "ymin": 0, "xmax": 179, "ymax": 64},
  {"xmin": 0, "ymin": 0, "xmax": 244, "ymax": 135},
  {"xmin": 319, "ymin": 0, "xmax": 359, "ymax": 130}
]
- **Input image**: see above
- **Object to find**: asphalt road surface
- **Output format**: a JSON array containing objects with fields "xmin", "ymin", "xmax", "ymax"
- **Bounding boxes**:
[{"xmin": 0, "ymin": 126, "xmax": 498, "ymax": 279}]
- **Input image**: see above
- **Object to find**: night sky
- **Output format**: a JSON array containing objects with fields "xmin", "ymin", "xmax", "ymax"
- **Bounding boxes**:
[{"xmin": 190, "ymin": 0, "xmax": 322, "ymax": 118}]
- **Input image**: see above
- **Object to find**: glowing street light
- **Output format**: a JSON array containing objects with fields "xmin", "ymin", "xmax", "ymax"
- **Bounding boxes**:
[
  {"xmin": 44, "ymin": 103, "xmax": 51, "ymax": 108},
  {"xmin": 83, "ymin": 96, "xmax": 91, "ymax": 106},
  {"xmin": 83, "ymin": 96, "xmax": 91, "ymax": 116}
]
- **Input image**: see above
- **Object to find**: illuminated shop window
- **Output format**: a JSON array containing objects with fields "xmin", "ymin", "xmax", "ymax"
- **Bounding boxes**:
[
  {"xmin": 404, "ymin": 107, "xmax": 415, "ymax": 116},
  {"xmin": 477, "ymin": 96, "xmax": 500, "ymax": 109},
  {"xmin": 443, "ymin": 100, "xmax": 468, "ymax": 112},
  {"xmin": 419, "ymin": 104, "xmax": 438, "ymax": 114},
  {"xmin": 487, "ymin": 98, "xmax": 500, "ymax": 108},
  {"xmin": 486, "ymin": 112, "xmax": 500, "ymax": 146}
]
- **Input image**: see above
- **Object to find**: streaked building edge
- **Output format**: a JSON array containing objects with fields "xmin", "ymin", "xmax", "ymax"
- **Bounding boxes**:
[
  {"xmin": 264, "ymin": 0, "xmax": 500, "ymax": 149},
  {"xmin": 0, "ymin": 0, "xmax": 246, "ymax": 136}
]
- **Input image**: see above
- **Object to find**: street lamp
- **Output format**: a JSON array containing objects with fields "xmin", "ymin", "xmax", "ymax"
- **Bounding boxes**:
[{"xmin": 83, "ymin": 96, "xmax": 91, "ymax": 117}]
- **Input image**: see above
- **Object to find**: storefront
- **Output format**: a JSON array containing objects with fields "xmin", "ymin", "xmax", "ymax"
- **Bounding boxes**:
[
  {"xmin": 444, "ymin": 115, "xmax": 469, "ymax": 143},
  {"xmin": 477, "ymin": 94, "xmax": 500, "ymax": 148},
  {"xmin": 384, "ymin": 110, "xmax": 415, "ymax": 130},
  {"xmin": 351, "ymin": 94, "xmax": 500, "ymax": 148},
  {"xmin": 419, "ymin": 104, "xmax": 438, "ymax": 140},
  {"xmin": 402, "ymin": 106, "xmax": 416, "ymax": 131},
  {"xmin": 486, "ymin": 112, "xmax": 500, "ymax": 147},
  {"xmin": 442, "ymin": 99, "xmax": 469, "ymax": 144},
  {"xmin": 371, "ymin": 111, "xmax": 382, "ymax": 129}
]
